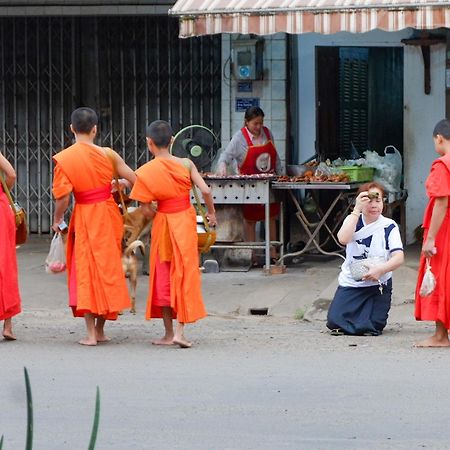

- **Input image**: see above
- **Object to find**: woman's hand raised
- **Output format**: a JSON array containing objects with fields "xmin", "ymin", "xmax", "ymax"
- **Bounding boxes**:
[{"xmin": 354, "ymin": 191, "xmax": 370, "ymax": 213}]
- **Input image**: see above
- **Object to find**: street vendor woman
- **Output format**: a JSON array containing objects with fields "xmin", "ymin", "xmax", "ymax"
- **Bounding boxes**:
[{"xmin": 217, "ymin": 106, "xmax": 280, "ymax": 264}]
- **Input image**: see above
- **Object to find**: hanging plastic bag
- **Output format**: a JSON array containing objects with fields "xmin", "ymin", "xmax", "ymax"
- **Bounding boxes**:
[
  {"xmin": 380, "ymin": 145, "xmax": 402, "ymax": 193},
  {"xmin": 45, "ymin": 233, "xmax": 66, "ymax": 274},
  {"xmin": 419, "ymin": 258, "xmax": 436, "ymax": 297}
]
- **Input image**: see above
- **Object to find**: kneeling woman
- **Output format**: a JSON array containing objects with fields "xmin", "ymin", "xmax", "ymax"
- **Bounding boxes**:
[{"xmin": 327, "ymin": 182, "xmax": 404, "ymax": 336}]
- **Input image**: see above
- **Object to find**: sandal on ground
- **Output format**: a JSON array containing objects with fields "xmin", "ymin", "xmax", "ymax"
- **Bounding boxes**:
[{"xmin": 329, "ymin": 328, "xmax": 345, "ymax": 336}]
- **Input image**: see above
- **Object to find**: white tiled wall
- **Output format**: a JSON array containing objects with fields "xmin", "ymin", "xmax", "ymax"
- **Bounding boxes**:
[{"xmin": 220, "ymin": 34, "xmax": 287, "ymax": 172}]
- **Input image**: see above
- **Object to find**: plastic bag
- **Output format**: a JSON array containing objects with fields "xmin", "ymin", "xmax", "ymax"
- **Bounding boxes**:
[
  {"xmin": 381, "ymin": 145, "xmax": 402, "ymax": 193},
  {"xmin": 45, "ymin": 233, "xmax": 66, "ymax": 274},
  {"xmin": 349, "ymin": 256, "xmax": 386, "ymax": 281},
  {"xmin": 419, "ymin": 258, "xmax": 436, "ymax": 297},
  {"xmin": 363, "ymin": 146, "xmax": 402, "ymax": 193}
]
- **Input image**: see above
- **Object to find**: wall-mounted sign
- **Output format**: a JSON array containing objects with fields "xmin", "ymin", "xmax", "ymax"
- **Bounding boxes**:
[
  {"xmin": 237, "ymin": 81, "xmax": 253, "ymax": 93},
  {"xmin": 235, "ymin": 97, "xmax": 259, "ymax": 112}
]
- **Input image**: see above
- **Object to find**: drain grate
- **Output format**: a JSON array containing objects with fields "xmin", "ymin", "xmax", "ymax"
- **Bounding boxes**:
[{"xmin": 249, "ymin": 308, "xmax": 269, "ymax": 316}]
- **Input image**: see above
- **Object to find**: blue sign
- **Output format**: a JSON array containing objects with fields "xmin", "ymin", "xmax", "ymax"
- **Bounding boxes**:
[
  {"xmin": 235, "ymin": 97, "xmax": 259, "ymax": 112},
  {"xmin": 237, "ymin": 81, "xmax": 253, "ymax": 92}
]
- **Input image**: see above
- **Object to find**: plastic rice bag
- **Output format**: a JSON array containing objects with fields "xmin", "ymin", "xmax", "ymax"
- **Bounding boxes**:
[
  {"xmin": 419, "ymin": 258, "xmax": 436, "ymax": 297},
  {"xmin": 45, "ymin": 233, "xmax": 66, "ymax": 274}
]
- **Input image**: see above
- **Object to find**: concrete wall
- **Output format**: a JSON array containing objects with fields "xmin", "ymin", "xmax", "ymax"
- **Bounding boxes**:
[
  {"xmin": 295, "ymin": 29, "xmax": 447, "ymax": 244},
  {"xmin": 220, "ymin": 34, "xmax": 288, "ymax": 172},
  {"xmin": 404, "ymin": 43, "xmax": 446, "ymax": 242}
]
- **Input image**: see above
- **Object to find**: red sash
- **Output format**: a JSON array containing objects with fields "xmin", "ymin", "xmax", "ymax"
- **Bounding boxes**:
[
  {"xmin": 158, "ymin": 196, "xmax": 191, "ymax": 213},
  {"xmin": 239, "ymin": 127, "xmax": 280, "ymax": 221},
  {"xmin": 74, "ymin": 185, "xmax": 111, "ymax": 204}
]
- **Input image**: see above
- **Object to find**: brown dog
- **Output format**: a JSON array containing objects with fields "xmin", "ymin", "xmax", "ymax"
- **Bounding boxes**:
[
  {"xmin": 123, "ymin": 206, "xmax": 152, "ymax": 247},
  {"xmin": 122, "ymin": 240, "xmax": 145, "ymax": 314}
]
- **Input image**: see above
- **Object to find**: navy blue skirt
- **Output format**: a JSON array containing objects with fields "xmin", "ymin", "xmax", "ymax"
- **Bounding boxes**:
[{"xmin": 326, "ymin": 279, "xmax": 392, "ymax": 336}]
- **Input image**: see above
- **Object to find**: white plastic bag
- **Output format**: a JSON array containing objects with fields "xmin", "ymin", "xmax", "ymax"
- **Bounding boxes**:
[
  {"xmin": 349, "ymin": 256, "xmax": 386, "ymax": 281},
  {"xmin": 363, "ymin": 146, "xmax": 402, "ymax": 193},
  {"xmin": 419, "ymin": 258, "xmax": 436, "ymax": 297},
  {"xmin": 45, "ymin": 233, "xmax": 66, "ymax": 274}
]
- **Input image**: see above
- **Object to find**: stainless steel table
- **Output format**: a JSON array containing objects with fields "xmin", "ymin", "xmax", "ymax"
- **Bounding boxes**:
[
  {"xmin": 191, "ymin": 176, "xmax": 283, "ymax": 272},
  {"xmin": 271, "ymin": 181, "xmax": 361, "ymax": 262}
]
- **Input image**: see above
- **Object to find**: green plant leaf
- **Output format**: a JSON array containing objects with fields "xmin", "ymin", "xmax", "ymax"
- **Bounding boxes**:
[
  {"xmin": 0, "ymin": 434, "xmax": 4, "ymax": 449},
  {"xmin": 24, "ymin": 367, "xmax": 33, "ymax": 450},
  {"xmin": 87, "ymin": 387, "xmax": 100, "ymax": 450}
]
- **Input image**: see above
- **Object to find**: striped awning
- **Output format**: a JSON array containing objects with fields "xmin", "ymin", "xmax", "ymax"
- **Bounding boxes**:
[{"xmin": 169, "ymin": 0, "xmax": 450, "ymax": 37}]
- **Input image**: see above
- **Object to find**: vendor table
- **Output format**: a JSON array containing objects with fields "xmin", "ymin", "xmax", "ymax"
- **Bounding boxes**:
[
  {"xmin": 271, "ymin": 181, "xmax": 361, "ymax": 262},
  {"xmin": 192, "ymin": 177, "xmax": 284, "ymax": 272}
]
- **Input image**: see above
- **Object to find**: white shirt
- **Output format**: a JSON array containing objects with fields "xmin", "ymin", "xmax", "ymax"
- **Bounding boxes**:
[{"xmin": 338, "ymin": 214, "xmax": 403, "ymax": 288}]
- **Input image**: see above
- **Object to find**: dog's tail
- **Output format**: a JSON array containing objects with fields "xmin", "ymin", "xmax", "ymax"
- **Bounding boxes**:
[{"xmin": 124, "ymin": 240, "xmax": 145, "ymax": 257}]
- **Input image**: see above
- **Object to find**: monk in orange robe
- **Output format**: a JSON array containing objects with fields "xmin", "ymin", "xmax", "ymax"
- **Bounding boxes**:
[
  {"xmin": 130, "ymin": 120, "xmax": 217, "ymax": 348},
  {"xmin": 415, "ymin": 119, "xmax": 450, "ymax": 347},
  {"xmin": 52, "ymin": 107, "xmax": 136, "ymax": 346},
  {"xmin": 0, "ymin": 151, "xmax": 22, "ymax": 340}
]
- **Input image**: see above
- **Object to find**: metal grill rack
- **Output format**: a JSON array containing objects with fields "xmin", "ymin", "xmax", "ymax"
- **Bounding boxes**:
[{"xmin": 191, "ymin": 177, "xmax": 284, "ymax": 272}]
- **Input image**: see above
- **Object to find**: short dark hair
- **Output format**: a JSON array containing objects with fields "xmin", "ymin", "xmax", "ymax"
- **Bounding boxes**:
[
  {"xmin": 146, "ymin": 120, "xmax": 173, "ymax": 148},
  {"xmin": 433, "ymin": 119, "xmax": 450, "ymax": 140},
  {"xmin": 71, "ymin": 107, "xmax": 98, "ymax": 134},
  {"xmin": 244, "ymin": 106, "xmax": 265, "ymax": 122}
]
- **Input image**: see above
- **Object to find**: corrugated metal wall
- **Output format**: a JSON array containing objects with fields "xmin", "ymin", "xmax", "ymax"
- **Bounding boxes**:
[{"xmin": 0, "ymin": 16, "xmax": 221, "ymax": 233}]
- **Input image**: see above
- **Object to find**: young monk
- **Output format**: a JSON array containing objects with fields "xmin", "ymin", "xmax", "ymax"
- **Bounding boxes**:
[
  {"xmin": 0, "ymin": 151, "xmax": 22, "ymax": 340},
  {"xmin": 52, "ymin": 107, "xmax": 136, "ymax": 346},
  {"xmin": 130, "ymin": 120, "xmax": 217, "ymax": 348},
  {"xmin": 415, "ymin": 119, "xmax": 450, "ymax": 347}
]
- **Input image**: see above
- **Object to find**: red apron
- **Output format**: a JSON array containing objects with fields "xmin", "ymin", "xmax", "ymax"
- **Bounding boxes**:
[{"xmin": 240, "ymin": 126, "xmax": 280, "ymax": 221}]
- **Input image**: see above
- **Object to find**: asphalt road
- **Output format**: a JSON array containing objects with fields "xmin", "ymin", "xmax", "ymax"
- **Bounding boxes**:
[{"xmin": 1, "ymin": 238, "xmax": 449, "ymax": 450}]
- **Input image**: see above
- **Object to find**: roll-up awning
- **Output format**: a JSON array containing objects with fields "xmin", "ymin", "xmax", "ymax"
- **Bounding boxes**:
[{"xmin": 169, "ymin": 0, "xmax": 450, "ymax": 37}]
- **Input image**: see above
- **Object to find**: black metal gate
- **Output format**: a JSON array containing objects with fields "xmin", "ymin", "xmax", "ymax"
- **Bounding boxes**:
[{"xmin": 0, "ymin": 16, "xmax": 221, "ymax": 233}]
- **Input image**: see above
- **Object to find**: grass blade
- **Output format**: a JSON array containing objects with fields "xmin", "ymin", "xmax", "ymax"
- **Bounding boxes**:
[
  {"xmin": 87, "ymin": 387, "xmax": 100, "ymax": 450},
  {"xmin": 0, "ymin": 434, "xmax": 4, "ymax": 449},
  {"xmin": 24, "ymin": 367, "xmax": 33, "ymax": 450}
]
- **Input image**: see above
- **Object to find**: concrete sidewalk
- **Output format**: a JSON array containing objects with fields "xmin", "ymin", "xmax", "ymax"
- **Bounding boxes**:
[{"xmin": 17, "ymin": 235, "xmax": 420, "ymax": 324}]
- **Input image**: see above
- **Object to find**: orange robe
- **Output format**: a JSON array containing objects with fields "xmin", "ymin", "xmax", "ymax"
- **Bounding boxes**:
[
  {"xmin": 130, "ymin": 158, "xmax": 207, "ymax": 323},
  {"xmin": 52, "ymin": 143, "xmax": 131, "ymax": 319},
  {"xmin": 415, "ymin": 154, "xmax": 450, "ymax": 329},
  {"xmin": 0, "ymin": 184, "xmax": 21, "ymax": 320}
]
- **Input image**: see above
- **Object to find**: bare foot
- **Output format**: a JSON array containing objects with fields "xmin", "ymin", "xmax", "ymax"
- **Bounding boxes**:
[
  {"xmin": 173, "ymin": 337, "xmax": 192, "ymax": 348},
  {"xmin": 78, "ymin": 338, "xmax": 97, "ymax": 346},
  {"xmin": 414, "ymin": 336, "xmax": 450, "ymax": 348},
  {"xmin": 152, "ymin": 337, "xmax": 174, "ymax": 346},
  {"xmin": 96, "ymin": 335, "xmax": 111, "ymax": 343},
  {"xmin": 3, "ymin": 331, "xmax": 17, "ymax": 341}
]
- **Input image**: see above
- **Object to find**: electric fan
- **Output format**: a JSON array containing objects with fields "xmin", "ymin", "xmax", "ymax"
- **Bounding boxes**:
[{"xmin": 169, "ymin": 125, "xmax": 219, "ymax": 172}]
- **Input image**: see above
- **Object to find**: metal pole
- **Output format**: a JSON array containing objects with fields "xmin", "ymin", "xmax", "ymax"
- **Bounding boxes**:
[
  {"xmin": 48, "ymin": 18, "xmax": 54, "ymax": 226},
  {"xmin": 120, "ymin": 27, "xmax": 126, "ymax": 158},
  {"xmin": 36, "ymin": 20, "xmax": 42, "ymax": 233},
  {"xmin": 24, "ymin": 21, "xmax": 30, "ymax": 226},
  {"xmin": 107, "ymin": 30, "xmax": 113, "ymax": 148},
  {"xmin": 265, "ymin": 181, "xmax": 270, "ymax": 272},
  {"xmin": 132, "ymin": 23, "xmax": 138, "ymax": 167},
  {"xmin": 1, "ymin": 22, "xmax": 5, "ymax": 159},
  {"xmin": 156, "ymin": 21, "xmax": 161, "ymax": 123}
]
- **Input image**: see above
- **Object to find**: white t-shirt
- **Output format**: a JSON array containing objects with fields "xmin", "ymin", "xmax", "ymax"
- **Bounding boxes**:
[{"xmin": 338, "ymin": 214, "xmax": 403, "ymax": 288}]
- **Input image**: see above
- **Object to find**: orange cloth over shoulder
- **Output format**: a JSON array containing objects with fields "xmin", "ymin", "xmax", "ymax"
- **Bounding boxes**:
[
  {"xmin": 130, "ymin": 158, "xmax": 207, "ymax": 323},
  {"xmin": 52, "ymin": 142, "xmax": 131, "ymax": 319},
  {"xmin": 415, "ymin": 154, "xmax": 450, "ymax": 329}
]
